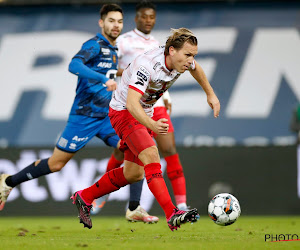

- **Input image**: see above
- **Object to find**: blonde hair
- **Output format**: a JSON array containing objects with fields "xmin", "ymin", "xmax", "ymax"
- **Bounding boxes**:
[{"xmin": 164, "ymin": 28, "xmax": 197, "ymax": 55}]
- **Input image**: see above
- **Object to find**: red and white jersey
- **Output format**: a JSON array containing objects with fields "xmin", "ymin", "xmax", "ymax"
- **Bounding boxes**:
[
  {"xmin": 117, "ymin": 29, "xmax": 168, "ymax": 108},
  {"xmin": 117, "ymin": 28, "xmax": 159, "ymax": 70},
  {"xmin": 110, "ymin": 47, "xmax": 195, "ymax": 116}
]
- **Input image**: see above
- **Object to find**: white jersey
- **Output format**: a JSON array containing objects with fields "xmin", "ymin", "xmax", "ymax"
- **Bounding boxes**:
[
  {"xmin": 110, "ymin": 47, "xmax": 183, "ymax": 116},
  {"xmin": 116, "ymin": 29, "xmax": 169, "ymax": 108},
  {"xmin": 117, "ymin": 28, "xmax": 159, "ymax": 70}
]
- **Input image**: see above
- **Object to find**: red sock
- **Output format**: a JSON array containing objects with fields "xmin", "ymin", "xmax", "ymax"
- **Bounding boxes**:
[
  {"xmin": 144, "ymin": 163, "xmax": 175, "ymax": 218},
  {"xmin": 106, "ymin": 153, "xmax": 124, "ymax": 172},
  {"xmin": 81, "ymin": 167, "xmax": 129, "ymax": 204},
  {"xmin": 165, "ymin": 153, "xmax": 187, "ymax": 205}
]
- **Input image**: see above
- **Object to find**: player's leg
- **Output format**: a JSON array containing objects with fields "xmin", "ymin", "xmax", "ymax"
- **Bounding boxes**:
[
  {"xmin": 0, "ymin": 147, "xmax": 74, "ymax": 210},
  {"xmin": 0, "ymin": 115, "xmax": 101, "ymax": 211},
  {"xmin": 91, "ymin": 117, "xmax": 125, "ymax": 213},
  {"xmin": 124, "ymin": 128, "xmax": 176, "ymax": 219},
  {"xmin": 153, "ymin": 106, "xmax": 188, "ymax": 210},
  {"xmin": 91, "ymin": 146, "xmax": 124, "ymax": 214},
  {"xmin": 71, "ymin": 157, "xmax": 143, "ymax": 229},
  {"xmin": 109, "ymin": 108, "xmax": 198, "ymax": 230},
  {"xmin": 106, "ymin": 143, "xmax": 124, "ymax": 172},
  {"xmin": 155, "ymin": 132, "xmax": 187, "ymax": 210}
]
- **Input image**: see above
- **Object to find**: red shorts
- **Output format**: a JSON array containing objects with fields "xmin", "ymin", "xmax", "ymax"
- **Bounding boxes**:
[
  {"xmin": 152, "ymin": 106, "xmax": 174, "ymax": 137},
  {"xmin": 109, "ymin": 107, "xmax": 156, "ymax": 166}
]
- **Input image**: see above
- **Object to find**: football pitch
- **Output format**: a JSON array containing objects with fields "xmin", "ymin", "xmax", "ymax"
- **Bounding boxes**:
[{"xmin": 0, "ymin": 216, "xmax": 299, "ymax": 249}]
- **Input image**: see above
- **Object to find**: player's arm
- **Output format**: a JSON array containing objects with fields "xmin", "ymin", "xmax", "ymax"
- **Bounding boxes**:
[
  {"xmin": 126, "ymin": 88, "xmax": 169, "ymax": 135},
  {"xmin": 162, "ymin": 91, "xmax": 172, "ymax": 115},
  {"xmin": 69, "ymin": 58, "xmax": 109, "ymax": 83},
  {"xmin": 189, "ymin": 61, "xmax": 220, "ymax": 118},
  {"xmin": 68, "ymin": 40, "xmax": 116, "ymax": 91},
  {"xmin": 116, "ymin": 68, "xmax": 124, "ymax": 76}
]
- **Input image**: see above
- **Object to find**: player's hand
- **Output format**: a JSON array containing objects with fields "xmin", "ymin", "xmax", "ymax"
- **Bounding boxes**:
[
  {"xmin": 164, "ymin": 99, "xmax": 172, "ymax": 115},
  {"xmin": 207, "ymin": 93, "xmax": 220, "ymax": 118},
  {"xmin": 104, "ymin": 79, "xmax": 117, "ymax": 91},
  {"xmin": 153, "ymin": 118, "xmax": 169, "ymax": 135}
]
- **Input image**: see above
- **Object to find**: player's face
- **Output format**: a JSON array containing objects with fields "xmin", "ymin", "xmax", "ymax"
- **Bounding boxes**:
[
  {"xmin": 99, "ymin": 11, "xmax": 123, "ymax": 42},
  {"xmin": 170, "ymin": 42, "xmax": 198, "ymax": 73},
  {"xmin": 135, "ymin": 8, "xmax": 156, "ymax": 34}
]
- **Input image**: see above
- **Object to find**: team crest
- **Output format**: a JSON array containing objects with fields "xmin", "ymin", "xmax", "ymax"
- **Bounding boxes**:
[{"xmin": 113, "ymin": 54, "xmax": 117, "ymax": 63}]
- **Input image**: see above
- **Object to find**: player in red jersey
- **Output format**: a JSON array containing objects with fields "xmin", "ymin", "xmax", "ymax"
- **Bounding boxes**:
[
  {"xmin": 92, "ymin": 1, "xmax": 189, "ymax": 223},
  {"xmin": 71, "ymin": 27, "xmax": 220, "ymax": 231}
]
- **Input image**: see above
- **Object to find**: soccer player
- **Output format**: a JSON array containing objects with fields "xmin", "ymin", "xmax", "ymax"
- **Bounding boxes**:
[
  {"xmin": 92, "ymin": 1, "xmax": 189, "ymax": 223},
  {"xmin": 0, "ymin": 4, "xmax": 125, "ymax": 211},
  {"xmin": 71, "ymin": 28, "xmax": 220, "ymax": 231}
]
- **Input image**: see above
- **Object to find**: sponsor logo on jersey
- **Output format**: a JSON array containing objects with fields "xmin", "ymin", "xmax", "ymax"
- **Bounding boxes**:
[
  {"xmin": 138, "ymin": 66, "xmax": 150, "ymax": 77},
  {"xmin": 136, "ymin": 66, "xmax": 150, "ymax": 86},
  {"xmin": 72, "ymin": 136, "xmax": 89, "ymax": 142},
  {"xmin": 69, "ymin": 143, "xmax": 77, "ymax": 150},
  {"xmin": 101, "ymin": 48, "xmax": 110, "ymax": 55},
  {"xmin": 135, "ymin": 81, "xmax": 144, "ymax": 86},
  {"xmin": 137, "ymin": 71, "xmax": 148, "ymax": 82},
  {"xmin": 113, "ymin": 54, "xmax": 116, "ymax": 63},
  {"xmin": 97, "ymin": 62, "xmax": 112, "ymax": 68}
]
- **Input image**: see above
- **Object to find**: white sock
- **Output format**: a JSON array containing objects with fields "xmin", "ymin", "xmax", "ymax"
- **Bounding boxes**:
[{"xmin": 177, "ymin": 202, "xmax": 187, "ymax": 210}]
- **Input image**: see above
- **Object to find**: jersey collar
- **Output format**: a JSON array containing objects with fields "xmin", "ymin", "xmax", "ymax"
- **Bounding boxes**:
[
  {"xmin": 97, "ymin": 33, "xmax": 117, "ymax": 49},
  {"xmin": 133, "ymin": 28, "xmax": 151, "ymax": 40}
]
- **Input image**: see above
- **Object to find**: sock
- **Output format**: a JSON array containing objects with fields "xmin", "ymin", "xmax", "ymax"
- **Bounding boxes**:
[
  {"xmin": 129, "ymin": 178, "xmax": 143, "ymax": 206},
  {"xmin": 106, "ymin": 153, "xmax": 124, "ymax": 172},
  {"xmin": 129, "ymin": 201, "xmax": 140, "ymax": 211},
  {"xmin": 81, "ymin": 167, "xmax": 129, "ymax": 204},
  {"xmin": 144, "ymin": 163, "xmax": 175, "ymax": 218},
  {"xmin": 5, "ymin": 158, "xmax": 52, "ymax": 188},
  {"xmin": 165, "ymin": 153, "xmax": 187, "ymax": 205}
]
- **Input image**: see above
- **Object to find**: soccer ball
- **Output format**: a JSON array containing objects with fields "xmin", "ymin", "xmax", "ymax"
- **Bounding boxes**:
[{"xmin": 208, "ymin": 193, "xmax": 241, "ymax": 226}]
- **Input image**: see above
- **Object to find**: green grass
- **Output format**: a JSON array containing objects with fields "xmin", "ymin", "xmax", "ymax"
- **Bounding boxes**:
[{"xmin": 0, "ymin": 216, "xmax": 299, "ymax": 249}]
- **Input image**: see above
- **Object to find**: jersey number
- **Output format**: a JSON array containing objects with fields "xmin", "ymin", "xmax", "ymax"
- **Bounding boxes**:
[{"xmin": 106, "ymin": 69, "xmax": 117, "ymax": 80}]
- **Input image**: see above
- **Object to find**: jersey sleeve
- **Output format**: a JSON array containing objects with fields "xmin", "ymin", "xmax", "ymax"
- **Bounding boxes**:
[
  {"xmin": 73, "ymin": 39, "xmax": 100, "ymax": 64},
  {"xmin": 128, "ymin": 56, "xmax": 152, "ymax": 95}
]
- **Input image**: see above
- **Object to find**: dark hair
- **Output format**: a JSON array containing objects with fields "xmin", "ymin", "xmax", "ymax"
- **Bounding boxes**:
[
  {"xmin": 164, "ymin": 28, "xmax": 198, "ymax": 55},
  {"xmin": 100, "ymin": 3, "xmax": 123, "ymax": 20},
  {"xmin": 136, "ymin": 0, "xmax": 156, "ymax": 13}
]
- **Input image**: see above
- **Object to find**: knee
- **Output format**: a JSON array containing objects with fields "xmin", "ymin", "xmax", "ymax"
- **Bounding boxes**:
[
  {"xmin": 48, "ymin": 158, "xmax": 67, "ymax": 172},
  {"xmin": 160, "ymin": 146, "xmax": 177, "ymax": 157},
  {"xmin": 139, "ymin": 146, "xmax": 160, "ymax": 164},
  {"xmin": 126, "ymin": 168, "xmax": 144, "ymax": 183}
]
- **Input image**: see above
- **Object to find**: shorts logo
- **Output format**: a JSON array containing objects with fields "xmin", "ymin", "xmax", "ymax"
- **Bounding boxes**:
[
  {"xmin": 58, "ymin": 137, "xmax": 68, "ymax": 148},
  {"xmin": 72, "ymin": 136, "xmax": 89, "ymax": 142},
  {"xmin": 69, "ymin": 143, "xmax": 77, "ymax": 150}
]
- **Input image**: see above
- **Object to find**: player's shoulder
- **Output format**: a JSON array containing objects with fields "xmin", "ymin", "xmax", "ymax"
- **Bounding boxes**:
[
  {"xmin": 149, "ymin": 35, "xmax": 159, "ymax": 44},
  {"xmin": 135, "ymin": 47, "xmax": 164, "ymax": 71},
  {"xmin": 117, "ymin": 30, "xmax": 135, "ymax": 41},
  {"xmin": 82, "ymin": 34, "xmax": 102, "ymax": 49}
]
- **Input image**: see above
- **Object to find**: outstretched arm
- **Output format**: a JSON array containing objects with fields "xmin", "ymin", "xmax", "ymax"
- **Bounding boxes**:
[
  {"xmin": 69, "ymin": 58, "xmax": 109, "ymax": 83},
  {"xmin": 189, "ymin": 61, "xmax": 220, "ymax": 118}
]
